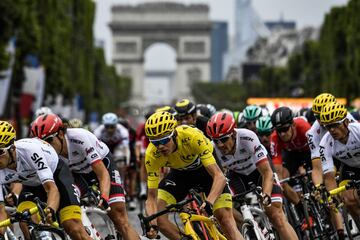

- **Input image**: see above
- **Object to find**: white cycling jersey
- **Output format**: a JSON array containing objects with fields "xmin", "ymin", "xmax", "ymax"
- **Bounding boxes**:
[
  {"xmin": 0, "ymin": 138, "xmax": 58, "ymax": 201},
  {"xmin": 94, "ymin": 123, "xmax": 129, "ymax": 149},
  {"xmin": 62, "ymin": 128, "xmax": 109, "ymax": 174},
  {"xmin": 320, "ymin": 122, "xmax": 360, "ymax": 174},
  {"xmin": 307, "ymin": 113, "xmax": 356, "ymax": 160},
  {"xmin": 213, "ymin": 128, "xmax": 269, "ymax": 175}
]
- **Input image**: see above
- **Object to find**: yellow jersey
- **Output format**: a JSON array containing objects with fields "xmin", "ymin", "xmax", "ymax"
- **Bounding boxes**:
[{"xmin": 145, "ymin": 125, "xmax": 215, "ymax": 189}]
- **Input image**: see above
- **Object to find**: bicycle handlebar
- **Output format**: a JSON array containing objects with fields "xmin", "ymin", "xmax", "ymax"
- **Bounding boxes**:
[{"xmin": 232, "ymin": 186, "xmax": 262, "ymax": 202}]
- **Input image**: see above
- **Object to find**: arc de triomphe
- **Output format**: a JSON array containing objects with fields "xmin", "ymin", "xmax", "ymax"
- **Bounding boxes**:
[{"xmin": 109, "ymin": 2, "xmax": 212, "ymax": 106}]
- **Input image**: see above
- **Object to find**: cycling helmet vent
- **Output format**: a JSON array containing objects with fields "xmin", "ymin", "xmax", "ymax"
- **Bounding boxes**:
[
  {"xmin": 312, "ymin": 93, "xmax": 336, "ymax": 114},
  {"xmin": 0, "ymin": 121, "xmax": 16, "ymax": 148},
  {"xmin": 320, "ymin": 102, "xmax": 347, "ymax": 125},
  {"xmin": 145, "ymin": 111, "xmax": 177, "ymax": 138},
  {"xmin": 207, "ymin": 112, "xmax": 235, "ymax": 138}
]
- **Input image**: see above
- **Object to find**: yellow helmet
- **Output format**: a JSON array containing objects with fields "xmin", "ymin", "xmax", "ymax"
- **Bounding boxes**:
[
  {"xmin": 145, "ymin": 111, "xmax": 177, "ymax": 138},
  {"xmin": 0, "ymin": 121, "xmax": 16, "ymax": 148},
  {"xmin": 320, "ymin": 102, "xmax": 347, "ymax": 125},
  {"xmin": 312, "ymin": 93, "xmax": 336, "ymax": 115}
]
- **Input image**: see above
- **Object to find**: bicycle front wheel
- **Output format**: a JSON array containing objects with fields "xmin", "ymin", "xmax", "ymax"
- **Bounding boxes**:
[
  {"xmin": 192, "ymin": 221, "xmax": 212, "ymax": 240},
  {"xmin": 241, "ymin": 221, "xmax": 260, "ymax": 240}
]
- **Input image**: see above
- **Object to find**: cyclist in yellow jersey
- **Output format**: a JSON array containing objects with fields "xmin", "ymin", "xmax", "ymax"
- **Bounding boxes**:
[{"xmin": 144, "ymin": 111, "xmax": 243, "ymax": 240}]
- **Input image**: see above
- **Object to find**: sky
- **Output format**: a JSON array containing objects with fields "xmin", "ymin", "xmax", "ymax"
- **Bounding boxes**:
[{"xmin": 94, "ymin": 0, "xmax": 349, "ymax": 68}]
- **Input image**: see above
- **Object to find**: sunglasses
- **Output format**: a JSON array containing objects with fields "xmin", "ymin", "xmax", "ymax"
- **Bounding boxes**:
[
  {"xmin": 213, "ymin": 134, "xmax": 232, "ymax": 145},
  {"xmin": 0, "ymin": 145, "xmax": 12, "ymax": 156},
  {"xmin": 258, "ymin": 131, "xmax": 272, "ymax": 137},
  {"xmin": 150, "ymin": 131, "xmax": 174, "ymax": 147},
  {"xmin": 43, "ymin": 133, "xmax": 58, "ymax": 144},
  {"xmin": 314, "ymin": 114, "xmax": 320, "ymax": 120},
  {"xmin": 324, "ymin": 119, "xmax": 345, "ymax": 130},
  {"xmin": 276, "ymin": 125, "xmax": 291, "ymax": 133}
]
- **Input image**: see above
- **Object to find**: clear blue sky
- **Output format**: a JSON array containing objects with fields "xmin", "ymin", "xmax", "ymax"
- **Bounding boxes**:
[{"xmin": 94, "ymin": 0, "xmax": 349, "ymax": 68}]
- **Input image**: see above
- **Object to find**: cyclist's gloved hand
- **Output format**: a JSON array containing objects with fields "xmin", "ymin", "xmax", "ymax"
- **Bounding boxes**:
[
  {"xmin": 313, "ymin": 184, "xmax": 322, "ymax": 201},
  {"xmin": 98, "ymin": 193, "xmax": 111, "ymax": 211},
  {"xmin": 261, "ymin": 193, "xmax": 272, "ymax": 207},
  {"xmin": 45, "ymin": 207, "xmax": 57, "ymax": 224},
  {"xmin": 146, "ymin": 225, "xmax": 159, "ymax": 239},
  {"xmin": 5, "ymin": 192, "xmax": 18, "ymax": 206},
  {"xmin": 200, "ymin": 200, "xmax": 213, "ymax": 216}
]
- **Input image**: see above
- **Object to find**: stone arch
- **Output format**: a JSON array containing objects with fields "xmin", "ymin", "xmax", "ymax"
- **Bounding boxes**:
[{"xmin": 109, "ymin": 1, "xmax": 212, "ymax": 106}]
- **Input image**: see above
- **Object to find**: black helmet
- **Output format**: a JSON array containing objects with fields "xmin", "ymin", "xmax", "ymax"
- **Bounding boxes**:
[
  {"xmin": 271, "ymin": 107, "xmax": 294, "ymax": 128},
  {"xmin": 174, "ymin": 99, "xmax": 196, "ymax": 117},
  {"xmin": 196, "ymin": 104, "xmax": 211, "ymax": 118}
]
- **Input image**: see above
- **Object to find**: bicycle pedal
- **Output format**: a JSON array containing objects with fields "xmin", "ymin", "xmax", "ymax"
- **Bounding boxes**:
[{"xmin": 105, "ymin": 234, "xmax": 116, "ymax": 240}]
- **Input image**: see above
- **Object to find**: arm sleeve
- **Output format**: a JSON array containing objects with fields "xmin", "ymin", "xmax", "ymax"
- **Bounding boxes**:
[
  {"xmin": 192, "ymin": 132, "xmax": 216, "ymax": 167},
  {"xmin": 26, "ymin": 146, "xmax": 55, "ymax": 184},
  {"xmin": 83, "ymin": 135, "xmax": 103, "ymax": 165},
  {"xmin": 145, "ymin": 147, "xmax": 161, "ymax": 189},
  {"xmin": 248, "ymin": 131, "xmax": 269, "ymax": 166},
  {"xmin": 270, "ymin": 135, "xmax": 282, "ymax": 165},
  {"xmin": 319, "ymin": 135, "xmax": 334, "ymax": 174}
]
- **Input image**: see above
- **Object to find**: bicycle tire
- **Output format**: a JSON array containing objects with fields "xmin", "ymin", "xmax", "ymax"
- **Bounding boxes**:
[
  {"xmin": 241, "ymin": 220, "xmax": 261, "ymax": 240},
  {"xmin": 30, "ymin": 227, "xmax": 67, "ymax": 240},
  {"xmin": 342, "ymin": 207, "xmax": 355, "ymax": 240},
  {"xmin": 283, "ymin": 200, "xmax": 304, "ymax": 240}
]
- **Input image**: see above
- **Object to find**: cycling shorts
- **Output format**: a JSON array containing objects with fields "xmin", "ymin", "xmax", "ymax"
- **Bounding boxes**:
[
  {"xmin": 158, "ymin": 166, "xmax": 232, "ymax": 212},
  {"xmin": 282, "ymin": 150, "xmax": 311, "ymax": 176},
  {"xmin": 339, "ymin": 163, "xmax": 360, "ymax": 181},
  {"xmin": 18, "ymin": 159, "xmax": 81, "ymax": 223},
  {"xmin": 227, "ymin": 169, "xmax": 283, "ymax": 203},
  {"xmin": 73, "ymin": 153, "xmax": 126, "ymax": 205}
]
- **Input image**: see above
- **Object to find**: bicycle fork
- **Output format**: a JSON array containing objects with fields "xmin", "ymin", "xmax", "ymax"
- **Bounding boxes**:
[{"xmin": 240, "ymin": 203, "xmax": 270, "ymax": 240}]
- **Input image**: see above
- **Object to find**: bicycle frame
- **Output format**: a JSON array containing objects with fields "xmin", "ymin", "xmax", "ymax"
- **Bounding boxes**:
[{"xmin": 179, "ymin": 212, "xmax": 227, "ymax": 240}]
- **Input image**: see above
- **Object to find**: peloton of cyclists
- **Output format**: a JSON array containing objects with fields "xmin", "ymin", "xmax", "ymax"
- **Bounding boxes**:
[
  {"xmin": 31, "ymin": 113, "xmax": 140, "ymax": 240},
  {"xmin": 0, "ymin": 121, "xmax": 92, "ymax": 240},
  {"xmin": 207, "ymin": 112, "xmax": 298, "ymax": 240}
]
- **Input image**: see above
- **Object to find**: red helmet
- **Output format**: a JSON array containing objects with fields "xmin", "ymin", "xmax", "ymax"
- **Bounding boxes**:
[
  {"xmin": 31, "ymin": 113, "xmax": 63, "ymax": 139},
  {"xmin": 206, "ymin": 112, "xmax": 236, "ymax": 138}
]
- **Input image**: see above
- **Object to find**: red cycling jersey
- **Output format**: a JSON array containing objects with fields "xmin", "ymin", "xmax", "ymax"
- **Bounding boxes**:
[{"xmin": 270, "ymin": 117, "xmax": 311, "ymax": 165}]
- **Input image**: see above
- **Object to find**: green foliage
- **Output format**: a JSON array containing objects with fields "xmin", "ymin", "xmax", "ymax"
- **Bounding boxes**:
[
  {"xmin": 0, "ymin": 0, "xmax": 131, "ymax": 116},
  {"xmin": 192, "ymin": 81, "xmax": 246, "ymax": 110}
]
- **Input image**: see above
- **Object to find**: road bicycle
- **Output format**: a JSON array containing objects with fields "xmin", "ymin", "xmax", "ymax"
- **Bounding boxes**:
[
  {"xmin": 232, "ymin": 185, "xmax": 278, "ymax": 240},
  {"xmin": 138, "ymin": 189, "xmax": 227, "ymax": 240},
  {"xmin": 0, "ymin": 193, "xmax": 66, "ymax": 240}
]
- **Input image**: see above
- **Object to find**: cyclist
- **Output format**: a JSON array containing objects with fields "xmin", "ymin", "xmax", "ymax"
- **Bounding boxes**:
[
  {"xmin": 0, "ymin": 121, "xmax": 91, "ymax": 240},
  {"xmin": 256, "ymin": 116, "xmax": 274, "ymax": 152},
  {"xmin": 34, "ymin": 106, "xmax": 53, "ymax": 118},
  {"xmin": 68, "ymin": 118, "xmax": 83, "ymax": 128},
  {"xmin": 207, "ymin": 112, "xmax": 298, "ymax": 239},
  {"xmin": 135, "ymin": 110, "xmax": 154, "ymax": 200},
  {"xmin": 270, "ymin": 106, "xmax": 311, "ymax": 227},
  {"xmin": 320, "ymin": 102, "xmax": 360, "ymax": 228},
  {"xmin": 144, "ymin": 111, "xmax": 243, "ymax": 240},
  {"xmin": 174, "ymin": 99, "xmax": 209, "ymax": 136},
  {"xmin": 196, "ymin": 104, "xmax": 212, "ymax": 119},
  {"xmin": 94, "ymin": 112, "xmax": 130, "ymax": 181},
  {"xmin": 31, "ymin": 114, "xmax": 139, "ymax": 240},
  {"xmin": 242, "ymin": 105, "xmax": 262, "ymax": 132},
  {"xmin": 118, "ymin": 117, "xmax": 138, "ymax": 211},
  {"xmin": 307, "ymin": 93, "xmax": 352, "ymax": 239}
]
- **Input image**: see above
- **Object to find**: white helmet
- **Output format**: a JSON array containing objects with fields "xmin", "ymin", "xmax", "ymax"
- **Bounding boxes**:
[
  {"xmin": 35, "ymin": 107, "xmax": 53, "ymax": 117},
  {"xmin": 102, "ymin": 113, "xmax": 118, "ymax": 125}
]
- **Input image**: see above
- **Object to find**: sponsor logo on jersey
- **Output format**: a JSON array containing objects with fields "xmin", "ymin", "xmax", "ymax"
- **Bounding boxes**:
[
  {"xmin": 90, "ymin": 153, "xmax": 98, "ymax": 159},
  {"xmin": 164, "ymin": 180, "xmax": 176, "ymax": 187},
  {"xmin": 85, "ymin": 147, "xmax": 94, "ymax": 155},
  {"xmin": 319, "ymin": 146, "xmax": 326, "ymax": 162},
  {"xmin": 70, "ymin": 139, "xmax": 84, "ymax": 145},
  {"xmin": 307, "ymin": 134, "xmax": 315, "ymax": 150},
  {"xmin": 72, "ymin": 151, "xmax": 80, "ymax": 156},
  {"xmin": 240, "ymin": 136, "xmax": 254, "ymax": 142},
  {"xmin": 40, "ymin": 148, "xmax": 51, "ymax": 155},
  {"xmin": 148, "ymin": 172, "xmax": 159, "ymax": 177},
  {"xmin": 31, "ymin": 153, "xmax": 48, "ymax": 170},
  {"xmin": 5, "ymin": 173, "xmax": 15, "ymax": 182}
]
